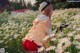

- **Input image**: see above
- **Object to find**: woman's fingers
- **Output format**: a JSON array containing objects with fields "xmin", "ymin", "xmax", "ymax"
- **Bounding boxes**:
[
  {"xmin": 43, "ymin": 36, "xmax": 50, "ymax": 41},
  {"xmin": 49, "ymin": 33, "xmax": 55, "ymax": 38}
]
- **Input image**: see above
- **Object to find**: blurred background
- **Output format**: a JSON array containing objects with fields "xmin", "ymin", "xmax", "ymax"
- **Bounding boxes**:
[
  {"xmin": 0, "ymin": 0, "xmax": 80, "ymax": 12},
  {"xmin": 0, "ymin": 0, "xmax": 80, "ymax": 53}
]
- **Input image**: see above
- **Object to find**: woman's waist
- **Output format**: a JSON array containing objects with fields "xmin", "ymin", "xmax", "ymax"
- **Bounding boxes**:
[
  {"xmin": 24, "ymin": 38, "xmax": 43, "ymax": 46},
  {"xmin": 24, "ymin": 33, "xmax": 47, "ymax": 45}
]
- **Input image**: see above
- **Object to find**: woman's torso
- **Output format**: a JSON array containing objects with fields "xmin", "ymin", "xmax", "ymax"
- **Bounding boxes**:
[{"xmin": 24, "ymin": 14, "xmax": 52, "ymax": 46}]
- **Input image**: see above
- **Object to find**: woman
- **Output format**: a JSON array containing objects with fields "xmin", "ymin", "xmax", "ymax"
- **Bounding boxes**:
[{"xmin": 22, "ymin": 1, "xmax": 54, "ymax": 53}]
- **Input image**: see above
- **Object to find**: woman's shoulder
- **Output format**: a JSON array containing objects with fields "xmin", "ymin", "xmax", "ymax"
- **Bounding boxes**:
[{"xmin": 34, "ymin": 14, "xmax": 49, "ymax": 22}]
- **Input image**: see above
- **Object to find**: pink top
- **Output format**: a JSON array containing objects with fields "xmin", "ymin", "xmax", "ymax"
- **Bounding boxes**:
[{"xmin": 24, "ymin": 14, "xmax": 52, "ymax": 46}]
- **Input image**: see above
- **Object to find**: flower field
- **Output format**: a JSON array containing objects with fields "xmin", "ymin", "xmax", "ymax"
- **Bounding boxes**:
[{"xmin": 0, "ymin": 8, "xmax": 80, "ymax": 53}]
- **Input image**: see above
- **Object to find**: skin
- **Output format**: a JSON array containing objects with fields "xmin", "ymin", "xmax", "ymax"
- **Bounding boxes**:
[
  {"xmin": 41, "ymin": 4, "xmax": 53, "ymax": 19},
  {"xmin": 40, "ymin": 4, "xmax": 53, "ymax": 53},
  {"xmin": 22, "ymin": 4, "xmax": 53, "ymax": 41},
  {"xmin": 22, "ymin": 4, "xmax": 53, "ymax": 53}
]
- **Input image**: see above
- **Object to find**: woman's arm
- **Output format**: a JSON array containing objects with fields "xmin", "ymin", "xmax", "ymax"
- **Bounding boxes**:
[{"xmin": 43, "ymin": 19, "xmax": 55, "ymax": 41}]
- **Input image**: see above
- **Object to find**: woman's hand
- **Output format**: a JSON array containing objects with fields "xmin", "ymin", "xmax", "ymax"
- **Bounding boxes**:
[
  {"xmin": 43, "ymin": 36, "xmax": 50, "ymax": 41},
  {"xmin": 49, "ymin": 33, "xmax": 55, "ymax": 39},
  {"xmin": 43, "ymin": 33, "xmax": 55, "ymax": 41},
  {"xmin": 40, "ymin": 36, "xmax": 51, "ymax": 49}
]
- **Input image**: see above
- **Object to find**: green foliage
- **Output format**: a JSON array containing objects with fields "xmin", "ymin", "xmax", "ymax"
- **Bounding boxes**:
[
  {"xmin": 54, "ymin": 2, "xmax": 69, "ymax": 9},
  {"xmin": 9, "ymin": 2, "xmax": 25, "ymax": 10},
  {"xmin": 26, "ymin": 2, "xmax": 33, "ymax": 9},
  {"xmin": 0, "ymin": 12, "xmax": 9, "ymax": 25},
  {"xmin": 0, "ymin": 11, "xmax": 37, "ymax": 53},
  {"xmin": 0, "ymin": 9, "xmax": 80, "ymax": 53},
  {"xmin": 34, "ymin": 0, "xmax": 80, "ymax": 10}
]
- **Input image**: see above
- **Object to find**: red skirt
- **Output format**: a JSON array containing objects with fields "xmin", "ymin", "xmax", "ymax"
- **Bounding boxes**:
[{"xmin": 22, "ymin": 39, "xmax": 38, "ymax": 52}]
